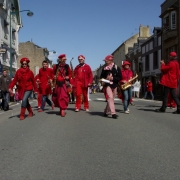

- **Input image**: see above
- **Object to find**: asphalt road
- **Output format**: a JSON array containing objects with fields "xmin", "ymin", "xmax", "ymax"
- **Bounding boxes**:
[{"xmin": 0, "ymin": 93, "xmax": 180, "ymax": 180}]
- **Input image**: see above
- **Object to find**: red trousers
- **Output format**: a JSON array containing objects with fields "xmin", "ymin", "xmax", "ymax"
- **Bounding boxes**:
[
  {"xmin": 37, "ymin": 93, "xmax": 42, "ymax": 108},
  {"xmin": 52, "ymin": 84, "xmax": 69, "ymax": 110},
  {"xmin": 75, "ymin": 81, "xmax": 88, "ymax": 109}
]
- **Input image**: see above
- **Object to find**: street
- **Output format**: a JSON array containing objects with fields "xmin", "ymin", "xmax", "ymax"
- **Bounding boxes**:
[{"xmin": 0, "ymin": 93, "xmax": 180, "ymax": 180}]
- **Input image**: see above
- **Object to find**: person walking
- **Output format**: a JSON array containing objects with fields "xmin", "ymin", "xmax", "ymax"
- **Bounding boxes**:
[
  {"xmin": 100, "ymin": 55, "xmax": 122, "ymax": 118},
  {"xmin": 52, "ymin": 54, "xmax": 72, "ymax": 117},
  {"xmin": 9, "ymin": 57, "xmax": 37, "ymax": 120},
  {"xmin": 120, "ymin": 61, "xmax": 134, "ymax": 114},
  {"xmin": 73, "ymin": 55, "xmax": 93, "ymax": 112},
  {"xmin": 0, "ymin": 70, "xmax": 11, "ymax": 110},
  {"xmin": 143, "ymin": 79, "xmax": 154, "ymax": 100},
  {"xmin": 156, "ymin": 52, "xmax": 180, "ymax": 114},
  {"xmin": 38, "ymin": 60, "xmax": 54, "ymax": 112}
]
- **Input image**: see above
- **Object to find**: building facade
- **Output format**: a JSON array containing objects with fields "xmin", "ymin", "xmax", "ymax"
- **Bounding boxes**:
[
  {"xmin": 160, "ymin": 0, "xmax": 179, "ymax": 61},
  {"xmin": 18, "ymin": 41, "xmax": 53, "ymax": 75},
  {"xmin": 0, "ymin": 0, "xmax": 22, "ymax": 76}
]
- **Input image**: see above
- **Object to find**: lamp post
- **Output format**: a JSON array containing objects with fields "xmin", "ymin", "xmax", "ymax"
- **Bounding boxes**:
[
  {"xmin": 9, "ymin": 10, "xmax": 33, "ymax": 78},
  {"xmin": 49, "ymin": 50, "xmax": 56, "ymax": 54}
]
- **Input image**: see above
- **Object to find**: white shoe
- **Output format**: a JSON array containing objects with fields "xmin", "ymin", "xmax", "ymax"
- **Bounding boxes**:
[
  {"xmin": 75, "ymin": 109, "xmax": 79, "ymax": 112},
  {"xmin": 85, "ymin": 109, "xmax": 89, "ymax": 112},
  {"xmin": 124, "ymin": 110, "xmax": 129, "ymax": 114},
  {"xmin": 127, "ymin": 108, "xmax": 130, "ymax": 112}
]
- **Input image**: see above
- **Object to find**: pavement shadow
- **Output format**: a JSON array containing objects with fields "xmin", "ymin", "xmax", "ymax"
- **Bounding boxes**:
[
  {"xmin": 45, "ymin": 111, "xmax": 60, "ymax": 116},
  {"xmin": 88, "ymin": 111, "xmax": 105, "ymax": 117},
  {"xmin": 137, "ymin": 108, "xmax": 172, "ymax": 113}
]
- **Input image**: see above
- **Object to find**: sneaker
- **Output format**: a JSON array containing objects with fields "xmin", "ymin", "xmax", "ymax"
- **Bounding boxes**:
[
  {"xmin": 85, "ymin": 108, "xmax": 89, "ymax": 112},
  {"xmin": 104, "ymin": 113, "xmax": 108, "ymax": 117},
  {"xmin": 75, "ymin": 109, "xmax": 79, "ymax": 112},
  {"xmin": 127, "ymin": 108, "xmax": 130, "ymax": 112},
  {"xmin": 171, "ymin": 107, "xmax": 176, "ymax": 109},
  {"xmin": 130, "ymin": 102, "xmax": 135, "ymax": 106},
  {"xmin": 124, "ymin": 110, "xmax": 129, "ymax": 114},
  {"xmin": 112, "ymin": 114, "xmax": 118, "ymax": 119},
  {"xmin": 38, "ymin": 109, "xmax": 43, "ymax": 112}
]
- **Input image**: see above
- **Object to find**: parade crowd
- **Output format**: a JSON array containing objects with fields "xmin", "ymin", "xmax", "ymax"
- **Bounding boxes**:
[{"xmin": 0, "ymin": 51, "xmax": 180, "ymax": 120}]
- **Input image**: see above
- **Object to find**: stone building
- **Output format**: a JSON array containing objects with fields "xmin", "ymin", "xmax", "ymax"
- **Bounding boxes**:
[
  {"xmin": 18, "ymin": 41, "xmax": 53, "ymax": 75},
  {"xmin": 0, "ymin": 0, "xmax": 22, "ymax": 76},
  {"xmin": 112, "ymin": 25, "xmax": 151, "ymax": 68}
]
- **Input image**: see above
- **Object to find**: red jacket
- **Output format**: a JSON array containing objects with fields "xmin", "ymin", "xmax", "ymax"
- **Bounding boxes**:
[
  {"xmin": 120, "ymin": 69, "xmax": 134, "ymax": 83},
  {"xmin": 39, "ymin": 67, "xmax": 53, "ymax": 95},
  {"xmin": 9, "ymin": 68, "xmax": 37, "ymax": 100},
  {"xmin": 160, "ymin": 60, "xmax": 179, "ymax": 88},
  {"xmin": 146, "ymin": 81, "xmax": 153, "ymax": 92},
  {"xmin": 73, "ymin": 64, "xmax": 93, "ymax": 88}
]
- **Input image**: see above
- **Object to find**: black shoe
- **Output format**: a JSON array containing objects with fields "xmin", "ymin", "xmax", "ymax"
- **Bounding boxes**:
[
  {"xmin": 173, "ymin": 110, "xmax": 180, "ymax": 114},
  {"xmin": 112, "ymin": 114, "xmax": 118, "ymax": 119},
  {"xmin": 155, "ymin": 108, "xmax": 165, "ymax": 113},
  {"xmin": 104, "ymin": 113, "xmax": 108, "ymax": 117}
]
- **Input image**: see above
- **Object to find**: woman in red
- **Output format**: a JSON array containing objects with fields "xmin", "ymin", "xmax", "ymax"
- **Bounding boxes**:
[
  {"xmin": 120, "ymin": 61, "xmax": 134, "ymax": 114},
  {"xmin": 9, "ymin": 57, "xmax": 37, "ymax": 120},
  {"xmin": 52, "ymin": 54, "xmax": 72, "ymax": 117}
]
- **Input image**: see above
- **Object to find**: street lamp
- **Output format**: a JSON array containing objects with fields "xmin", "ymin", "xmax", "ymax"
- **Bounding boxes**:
[
  {"xmin": 49, "ymin": 50, "xmax": 56, "ymax": 54},
  {"xmin": 9, "ymin": 10, "xmax": 34, "ymax": 78}
]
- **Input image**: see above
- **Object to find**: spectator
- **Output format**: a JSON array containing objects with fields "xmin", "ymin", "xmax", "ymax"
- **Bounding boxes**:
[{"xmin": 143, "ymin": 79, "xmax": 154, "ymax": 100}]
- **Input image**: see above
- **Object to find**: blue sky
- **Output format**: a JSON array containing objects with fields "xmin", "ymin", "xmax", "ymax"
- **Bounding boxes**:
[{"xmin": 19, "ymin": 0, "xmax": 165, "ymax": 70}]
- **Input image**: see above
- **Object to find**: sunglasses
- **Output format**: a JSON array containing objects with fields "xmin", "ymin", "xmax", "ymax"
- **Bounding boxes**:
[{"xmin": 78, "ymin": 59, "xmax": 84, "ymax": 60}]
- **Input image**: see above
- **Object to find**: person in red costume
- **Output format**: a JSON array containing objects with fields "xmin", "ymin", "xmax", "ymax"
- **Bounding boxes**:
[
  {"xmin": 156, "ymin": 52, "xmax": 180, "ymax": 113},
  {"xmin": 143, "ymin": 79, "xmax": 154, "ymax": 100},
  {"xmin": 34, "ymin": 74, "xmax": 42, "ymax": 109},
  {"xmin": 38, "ymin": 60, "xmax": 54, "ymax": 112},
  {"xmin": 73, "ymin": 55, "xmax": 93, "ymax": 112},
  {"xmin": 52, "ymin": 54, "xmax": 72, "ymax": 117},
  {"xmin": 120, "ymin": 61, "xmax": 134, "ymax": 114},
  {"xmin": 9, "ymin": 57, "xmax": 37, "ymax": 120}
]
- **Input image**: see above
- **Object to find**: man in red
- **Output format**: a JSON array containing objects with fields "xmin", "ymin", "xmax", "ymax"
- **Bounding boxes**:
[
  {"xmin": 156, "ymin": 52, "xmax": 180, "ymax": 113},
  {"xmin": 74, "ymin": 55, "xmax": 93, "ymax": 112},
  {"xmin": 52, "ymin": 54, "xmax": 72, "ymax": 117},
  {"xmin": 38, "ymin": 60, "xmax": 54, "ymax": 112},
  {"xmin": 143, "ymin": 79, "xmax": 154, "ymax": 100}
]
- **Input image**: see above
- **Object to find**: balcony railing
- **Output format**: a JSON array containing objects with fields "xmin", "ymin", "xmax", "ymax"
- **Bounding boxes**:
[{"xmin": 163, "ymin": 24, "xmax": 176, "ymax": 32}]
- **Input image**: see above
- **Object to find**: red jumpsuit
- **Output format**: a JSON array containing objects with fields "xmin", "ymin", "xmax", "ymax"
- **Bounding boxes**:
[{"xmin": 74, "ymin": 64, "xmax": 93, "ymax": 110}]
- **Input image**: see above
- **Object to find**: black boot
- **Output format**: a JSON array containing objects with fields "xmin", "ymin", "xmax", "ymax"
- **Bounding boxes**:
[
  {"xmin": 173, "ymin": 110, "xmax": 180, "ymax": 114},
  {"xmin": 155, "ymin": 108, "xmax": 165, "ymax": 113},
  {"xmin": 112, "ymin": 114, "xmax": 118, "ymax": 119}
]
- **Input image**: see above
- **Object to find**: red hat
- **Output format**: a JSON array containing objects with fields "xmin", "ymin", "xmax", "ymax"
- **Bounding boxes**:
[
  {"xmin": 169, "ymin": 52, "xmax": 177, "ymax": 57},
  {"xmin": 103, "ymin": 55, "xmax": 113, "ymax": 61},
  {"xmin": 122, "ymin": 60, "xmax": 131, "ymax": 67},
  {"xmin": 20, "ymin": 57, "xmax": 30, "ymax": 64},
  {"xmin": 78, "ymin": 55, "xmax": 85, "ymax": 60},
  {"xmin": 58, "ymin": 54, "xmax": 66, "ymax": 59}
]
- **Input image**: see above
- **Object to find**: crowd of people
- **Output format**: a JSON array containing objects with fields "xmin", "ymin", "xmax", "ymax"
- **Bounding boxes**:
[{"xmin": 0, "ymin": 51, "xmax": 180, "ymax": 120}]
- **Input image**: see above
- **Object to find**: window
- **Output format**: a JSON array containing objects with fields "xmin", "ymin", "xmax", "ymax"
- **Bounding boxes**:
[
  {"xmin": 171, "ymin": 11, "xmax": 176, "ymax": 29},
  {"xmin": 153, "ymin": 51, "xmax": 158, "ymax": 69},
  {"xmin": 139, "ymin": 62, "xmax": 142, "ymax": 72},
  {"xmin": 145, "ymin": 55, "xmax": 149, "ymax": 71},
  {"xmin": 163, "ymin": 14, "xmax": 170, "ymax": 31}
]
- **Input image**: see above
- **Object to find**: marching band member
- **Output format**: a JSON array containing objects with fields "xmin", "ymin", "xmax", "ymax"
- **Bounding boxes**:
[
  {"xmin": 156, "ymin": 52, "xmax": 180, "ymax": 114},
  {"xmin": 100, "ymin": 55, "xmax": 121, "ymax": 118},
  {"xmin": 38, "ymin": 60, "xmax": 54, "ymax": 112},
  {"xmin": 73, "ymin": 55, "xmax": 93, "ymax": 112},
  {"xmin": 9, "ymin": 57, "xmax": 37, "ymax": 120},
  {"xmin": 52, "ymin": 54, "xmax": 72, "ymax": 117},
  {"xmin": 120, "ymin": 61, "xmax": 134, "ymax": 114}
]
